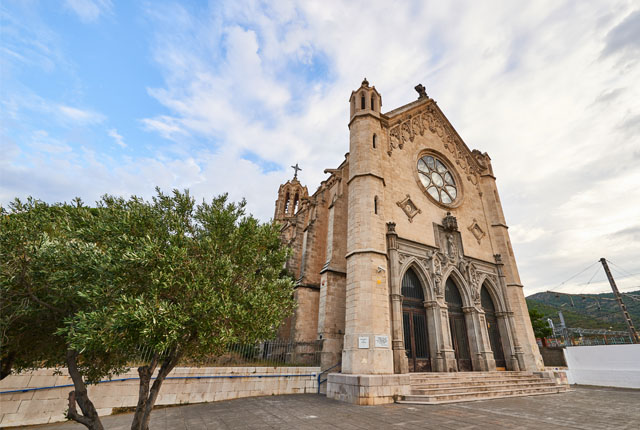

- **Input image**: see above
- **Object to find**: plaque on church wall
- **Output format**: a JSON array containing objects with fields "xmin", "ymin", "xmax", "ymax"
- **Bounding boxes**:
[
  {"xmin": 374, "ymin": 335, "xmax": 389, "ymax": 348},
  {"xmin": 358, "ymin": 336, "xmax": 369, "ymax": 349}
]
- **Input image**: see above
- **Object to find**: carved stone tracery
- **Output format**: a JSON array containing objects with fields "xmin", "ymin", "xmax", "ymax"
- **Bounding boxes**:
[{"xmin": 387, "ymin": 103, "xmax": 484, "ymax": 187}]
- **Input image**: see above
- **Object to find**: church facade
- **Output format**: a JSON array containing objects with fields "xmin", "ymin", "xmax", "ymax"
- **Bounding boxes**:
[{"xmin": 274, "ymin": 79, "xmax": 544, "ymax": 402}]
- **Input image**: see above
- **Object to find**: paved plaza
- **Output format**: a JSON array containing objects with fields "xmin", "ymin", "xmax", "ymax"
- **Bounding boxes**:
[{"xmin": 23, "ymin": 386, "xmax": 640, "ymax": 430}]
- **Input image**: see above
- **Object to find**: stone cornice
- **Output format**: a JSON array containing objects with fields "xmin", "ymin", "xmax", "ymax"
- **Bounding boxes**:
[
  {"xmin": 345, "ymin": 248, "xmax": 388, "ymax": 259},
  {"xmin": 319, "ymin": 265, "xmax": 347, "ymax": 275},
  {"xmin": 347, "ymin": 173, "xmax": 386, "ymax": 186}
]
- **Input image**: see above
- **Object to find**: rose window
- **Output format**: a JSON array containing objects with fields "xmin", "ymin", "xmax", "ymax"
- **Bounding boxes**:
[{"xmin": 417, "ymin": 155, "xmax": 458, "ymax": 204}]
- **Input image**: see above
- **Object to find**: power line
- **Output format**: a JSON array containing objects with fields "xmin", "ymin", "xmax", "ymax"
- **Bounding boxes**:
[
  {"xmin": 548, "ymin": 260, "xmax": 600, "ymax": 292},
  {"xmin": 606, "ymin": 259, "xmax": 640, "ymax": 280}
]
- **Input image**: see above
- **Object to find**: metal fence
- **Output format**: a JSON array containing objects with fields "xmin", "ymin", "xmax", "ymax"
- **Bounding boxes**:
[
  {"xmin": 544, "ymin": 328, "xmax": 634, "ymax": 347},
  {"xmin": 132, "ymin": 340, "xmax": 322, "ymax": 367}
]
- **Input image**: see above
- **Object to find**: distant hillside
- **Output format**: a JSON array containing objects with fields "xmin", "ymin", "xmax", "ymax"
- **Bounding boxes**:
[{"xmin": 526, "ymin": 290, "xmax": 640, "ymax": 332}]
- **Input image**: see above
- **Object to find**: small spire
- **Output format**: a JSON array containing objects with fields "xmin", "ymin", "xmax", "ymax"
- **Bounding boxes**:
[
  {"xmin": 291, "ymin": 163, "xmax": 302, "ymax": 179},
  {"xmin": 362, "ymin": 77, "xmax": 369, "ymax": 87}
]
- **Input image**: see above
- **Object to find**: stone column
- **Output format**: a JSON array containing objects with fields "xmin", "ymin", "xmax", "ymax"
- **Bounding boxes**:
[
  {"xmin": 463, "ymin": 306, "xmax": 495, "ymax": 371},
  {"xmin": 438, "ymin": 304, "xmax": 458, "ymax": 372},
  {"xmin": 496, "ymin": 310, "xmax": 520, "ymax": 371},
  {"xmin": 386, "ymin": 222, "xmax": 409, "ymax": 374},
  {"xmin": 495, "ymin": 255, "xmax": 524, "ymax": 370},
  {"xmin": 423, "ymin": 300, "xmax": 443, "ymax": 371}
]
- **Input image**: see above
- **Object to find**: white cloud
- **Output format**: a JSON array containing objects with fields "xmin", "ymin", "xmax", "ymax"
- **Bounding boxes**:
[
  {"xmin": 136, "ymin": 0, "xmax": 639, "ymax": 295},
  {"xmin": 58, "ymin": 104, "xmax": 105, "ymax": 124},
  {"xmin": 64, "ymin": 0, "xmax": 113, "ymax": 23},
  {"xmin": 107, "ymin": 128, "xmax": 126, "ymax": 148},
  {"xmin": 3, "ymin": 0, "xmax": 639, "ymax": 296}
]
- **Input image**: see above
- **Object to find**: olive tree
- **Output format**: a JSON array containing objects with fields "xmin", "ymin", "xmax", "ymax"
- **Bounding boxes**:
[{"xmin": 1, "ymin": 190, "xmax": 295, "ymax": 430}]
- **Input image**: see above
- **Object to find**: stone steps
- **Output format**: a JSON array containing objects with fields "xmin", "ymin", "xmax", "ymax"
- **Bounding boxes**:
[
  {"xmin": 411, "ymin": 381, "xmax": 556, "ymax": 395},
  {"xmin": 409, "ymin": 377, "xmax": 545, "ymax": 388},
  {"xmin": 398, "ymin": 386, "xmax": 568, "ymax": 404},
  {"xmin": 398, "ymin": 371, "xmax": 569, "ymax": 405}
]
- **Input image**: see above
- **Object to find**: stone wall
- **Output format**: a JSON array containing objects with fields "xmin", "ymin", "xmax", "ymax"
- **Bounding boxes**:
[
  {"xmin": 539, "ymin": 346, "xmax": 567, "ymax": 367},
  {"xmin": 0, "ymin": 366, "xmax": 320, "ymax": 428}
]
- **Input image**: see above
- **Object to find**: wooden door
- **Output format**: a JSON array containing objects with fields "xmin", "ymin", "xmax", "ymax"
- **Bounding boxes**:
[
  {"xmin": 402, "ymin": 268, "xmax": 431, "ymax": 372},
  {"xmin": 481, "ymin": 286, "xmax": 506, "ymax": 368},
  {"xmin": 445, "ymin": 279, "xmax": 472, "ymax": 371}
]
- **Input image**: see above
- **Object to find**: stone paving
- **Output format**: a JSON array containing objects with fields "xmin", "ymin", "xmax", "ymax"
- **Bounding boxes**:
[{"xmin": 22, "ymin": 386, "xmax": 640, "ymax": 430}]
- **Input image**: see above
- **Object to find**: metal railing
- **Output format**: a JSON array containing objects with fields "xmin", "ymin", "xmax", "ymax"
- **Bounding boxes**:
[
  {"xmin": 317, "ymin": 361, "xmax": 341, "ymax": 394},
  {"xmin": 181, "ymin": 339, "xmax": 322, "ymax": 367},
  {"xmin": 129, "ymin": 340, "xmax": 322, "ymax": 368},
  {"xmin": 544, "ymin": 328, "xmax": 634, "ymax": 347}
]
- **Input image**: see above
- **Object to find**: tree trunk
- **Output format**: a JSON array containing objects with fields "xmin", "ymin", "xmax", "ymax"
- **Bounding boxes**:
[
  {"xmin": 0, "ymin": 351, "xmax": 15, "ymax": 380},
  {"xmin": 65, "ymin": 350, "xmax": 104, "ymax": 430},
  {"xmin": 130, "ymin": 352, "xmax": 180, "ymax": 430}
]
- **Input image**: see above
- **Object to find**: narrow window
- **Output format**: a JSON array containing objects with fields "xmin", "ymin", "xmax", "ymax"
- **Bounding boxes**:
[
  {"xmin": 371, "ymin": 95, "xmax": 375, "ymax": 110},
  {"xmin": 284, "ymin": 192, "xmax": 290, "ymax": 213},
  {"xmin": 361, "ymin": 93, "xmax": 365, "ymax": 109},
  {"xmin": 373, "ymin": 134, "xmax": 377, "ymax": 149},
  {"xmin": 293, "ymin": 194, "xmax": 299, "ymax": 213},
  {"xmin": 374, "ymin": 196, "xmax": 378, "ymax": 214}
]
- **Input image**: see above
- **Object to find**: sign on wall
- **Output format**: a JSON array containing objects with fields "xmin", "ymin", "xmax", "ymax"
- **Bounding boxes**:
[
  {"xmin": 375, "ymin": 335, "xmax": 389, "ymax": 348},
  {"xmin": 358, "ymin": 336, "xmax": 370, "ymax": 349}
]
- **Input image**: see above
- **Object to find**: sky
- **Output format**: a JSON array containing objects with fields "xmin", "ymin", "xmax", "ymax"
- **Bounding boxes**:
[{"xmin": 1, "ymin": 0, "xmax": 639, "ymax": 296}]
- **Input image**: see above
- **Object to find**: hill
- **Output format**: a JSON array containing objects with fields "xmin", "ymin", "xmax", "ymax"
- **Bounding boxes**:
[{"xmin": 526, "ymin": 290, "xmax": 640, "ymax": 332}]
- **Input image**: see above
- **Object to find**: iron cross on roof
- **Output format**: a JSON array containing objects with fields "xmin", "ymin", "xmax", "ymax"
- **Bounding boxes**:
[{"xmin": 291, "ymin": 163, "xmax": 302, "ymax": 179}]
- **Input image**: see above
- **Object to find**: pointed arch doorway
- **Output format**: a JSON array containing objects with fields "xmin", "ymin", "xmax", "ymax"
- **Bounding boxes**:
[
  {"xmin": 445, "ymin": 278, "xmax": 472, "ymax": 371},
  {"xmin": 401, "ymin": 268, "xmax": 431, "ymax": 372},
  {"xmin": 481, "ymin": 284, "xmax": 506, "ymax": 369}
]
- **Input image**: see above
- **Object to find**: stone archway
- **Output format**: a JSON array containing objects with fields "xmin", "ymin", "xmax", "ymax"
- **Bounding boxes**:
[{"xmin": 401, "ymin": 267, "xmax": 431, "ymax": 372}]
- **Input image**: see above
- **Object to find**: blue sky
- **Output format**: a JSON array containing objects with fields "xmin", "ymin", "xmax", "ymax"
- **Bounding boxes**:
[{"xmin": 1, "ymin": 0, "xmax": 639, "ymax": 295}]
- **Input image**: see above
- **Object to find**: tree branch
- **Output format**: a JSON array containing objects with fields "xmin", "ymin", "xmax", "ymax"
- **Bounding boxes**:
[
  {"xmin": 18, "ymin": 259, "xmax": 64, "ymax": 314},
  {"xmin": 67, "ymin": 391, "xmax": 92, "ymax": 427},
  {"xmin": 65, "ymin": 350, "xmax": 104, "ymax": 430}
]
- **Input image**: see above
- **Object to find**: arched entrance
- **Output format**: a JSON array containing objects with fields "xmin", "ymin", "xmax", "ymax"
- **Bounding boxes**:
[
  {"xmin": 402, "ymin": 268, "xmax": 431, "ymax": 372},
  {"xmin": 445, "ymin": 278, "xmax": 472, "ymax": 371},
  {"xmin": 481, "ymin": 284, "xmax": 506, "ymax": 369}
]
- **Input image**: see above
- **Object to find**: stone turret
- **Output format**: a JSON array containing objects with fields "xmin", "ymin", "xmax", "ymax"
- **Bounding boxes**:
[
  {"xmin": 274, "ymin": 168, "xmax": 308, "ymax": 222},
  {"xmin": 342, "ymin": 79, "xmax": 394, "ymax": 375}
]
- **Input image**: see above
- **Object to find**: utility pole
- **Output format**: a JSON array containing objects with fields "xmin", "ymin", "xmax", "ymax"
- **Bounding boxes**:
[{"xmin": 600, "ymin": 258, "xmax": 640, "ymax": 344}]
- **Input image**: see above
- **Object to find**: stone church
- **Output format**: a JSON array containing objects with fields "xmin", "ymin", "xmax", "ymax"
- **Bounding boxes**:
[{"xmin": 274, "ymin": 79, "xmax": 549, "ymax": 404}]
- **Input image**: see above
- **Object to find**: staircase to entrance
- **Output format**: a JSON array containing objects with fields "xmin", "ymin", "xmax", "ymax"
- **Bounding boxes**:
[{"xmin": 398, "ymin": 371, "xmax": 569, "ymax": 405}]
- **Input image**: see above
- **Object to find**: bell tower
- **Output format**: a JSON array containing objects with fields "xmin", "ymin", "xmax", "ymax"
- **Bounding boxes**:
[
  {"xmin": 274, "ymin": 164, "xmax": 308, "ymax": 222},
  {"xmin": 342, "ymin": 78, "xmax": 394, "ymax": 375}
]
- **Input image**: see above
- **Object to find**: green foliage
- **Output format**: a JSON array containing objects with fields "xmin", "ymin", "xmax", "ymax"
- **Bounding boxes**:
[
  {"xmin": 526, "ymin": 290, "xmax": 640, "ymax": 331},
  {"xmin": 1, "ymin": 190, "xmax": 295, "ymax": 383},
  {"xmin": 0, "ymin": 197, "xmax": 115, "ymax": 378},
  {"xmin": 528, "ymin": 308, "xmax": 553, "ymax": 339}
]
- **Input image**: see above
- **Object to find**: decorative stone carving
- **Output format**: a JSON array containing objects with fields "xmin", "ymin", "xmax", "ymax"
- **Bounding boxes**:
[
  {"xmin": 425, "ymin": 250, "xmax": 444, "ymax": 296},
  {"xmin": 398, "ymin": 252, "xmax": 408, "ymax": 265},
  {"xmin": 387, "ymin": 104, "xmax": 485, "ymax": 190},
  {"xmin": 443, "ymin": 212, "xmax": 458, "ymax": 232},
  {"xmin": 445, "ymin": 232, "xmax": 459, "ymax": 259},
  {"xmin": 467, "ymin": 219, "xmax": 485, "ymax": 244},
  {"xmin": 468, "ymin": 263, "xmax": 481, "ymax": 305},
  {"xmin": 386, "ymin": 222, "xmax": 396, "ymax": 233},
  {"xmin": 396, "ymin": 194, "xmax": 422, "ymax": 223},
  {"xmin": 415, "ymin": 83, "xmax": 428, "ymax": 99}
]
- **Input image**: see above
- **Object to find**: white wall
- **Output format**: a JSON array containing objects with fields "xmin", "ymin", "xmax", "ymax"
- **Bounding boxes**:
[
  {"xmin": 563, "ymin": 344, "xmax": 640, "ymax": 388},
  {"xmin": 0, "ymin": 366, "xmax": 319, "ymax": 428}
]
